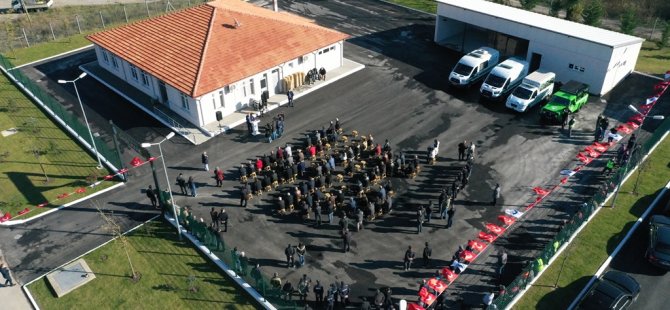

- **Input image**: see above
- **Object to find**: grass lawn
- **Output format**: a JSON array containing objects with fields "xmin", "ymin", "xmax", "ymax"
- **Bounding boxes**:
[
  {"xmin": 28, "ymin": 220, "xmax": 256, "ymax": 309},
  {"xmin": 636, "ymin": 41, "xmax": 670, "ymax": 75},
  {"xmin": 0, "ymin": 72, "xmax": 117, "ymax": 219},
  {"xmin": 387, "ymin": 0, "xmax": 436, "ymax": 13},
  {"xmin": 3, "ymin": 34, "xmax": 93, "ymax": 66},
  {"xmin": 515, "ymin": 135, "xmax": 670, "ymax": 309}
]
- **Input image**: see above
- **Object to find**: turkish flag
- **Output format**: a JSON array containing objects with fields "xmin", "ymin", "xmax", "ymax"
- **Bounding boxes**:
[
  {"xmin": 468, "ymin": 239, "xmax": 487, "ymax": 252},
  {"xmin": 459, "ymin": 250, "xmax": 476, "ymax": 263},
  {"xmin": 486, "ymin": 223, "xmax": 505, "ymax": 235},
  {"xmin": 427, "ymin": 278, "xmax": 447, "ymax": 294},
  {"xmin": 479, "ymin": 231, "xmax": 496, "ymax": 242},
  {"xmin": 18, "ymin": 208, "xmax": 30, "ymax": 215},
  {"xmin": 497, "ymin": 215, "xmax": 515, "ymax": 226},
  {"xmin": 420, "ymin": 292, "xmax": 436, "ymax": 306},
  {"xmin": 626, "ymin": 121, "xmax": 639, "ymax": 130},
  {"xmin": 75, "ymin": 187, "xmax": 86, "ymax": 194},
  {"xmin": 130, "ymin": 156, "xmax": 143, "ymax": 167},
  {"xmin": 533, "ymin": 187, "xmax": 549, "ymax": 196},
  {"xmin": 441, "ymin": 267, "xmax": 457, "ymax": 282}
]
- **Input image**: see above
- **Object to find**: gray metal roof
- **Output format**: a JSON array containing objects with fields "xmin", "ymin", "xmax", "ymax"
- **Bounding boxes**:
[{"xmin": 437, "ymin": 0, "xmax": 644, "ymax": 48}]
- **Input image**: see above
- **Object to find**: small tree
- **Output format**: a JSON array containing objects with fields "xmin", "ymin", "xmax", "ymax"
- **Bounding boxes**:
[
  {"xmin": 565, "ymin": 0, "xmax": 583, "ymax": 22},
  {"xmin": 519, "ymin": 0, "xmax": 541, "ymax": 10},
  {"xmin": 620, "ymin": 6, "xmax": 638, "ymax": 35},
  {"xmin": 658, "ymin": 20, "xmax": 670, "ymax": 49},
  {"xmin": 549, "ymin": 0, "xmax": 563, "ymax": 17},
  {"xmin": 582, "ymin": 0, "xmax": 604, "ymax": 26},
  {"xmin": 96, "ymin": 204, "xmax": 140, "ymax": 281}
]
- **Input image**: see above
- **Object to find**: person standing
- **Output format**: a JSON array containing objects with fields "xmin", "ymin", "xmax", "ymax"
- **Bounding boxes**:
[
  {"xmin": 240, "ymin": 186, "xmax": 250, "ymax": 208},
  {"xmin": 146, "ymin": 185, "xmax": 157, "ymax": 208},
  {"xmin": 561, "ymin": 108, "xmax": 570, "ymax": 130},
  {"xmin": 458, "ymin": 140, "xmax": 467, "ymax": 161},
  {"xmin": 423, "ymin": 242, "xmax": 433, "ymax": 268},
  {"xmin": 468, "ymin": 142, "xmax": 476, "ymax": 160},
  {"xmin": 285, "ymin": 244, "xmax": 295, "ymax": 268},
  {"xmin": 219, "ymin": 209, "xmax": 229, "ymax": 232},
  {"xmin": 214, "ymin": 166, "xmax": 224, "ymax": 187},
  {"xmin": 425, "ymin": 201, "xmax": 433, "ymax": 223},
  {"xmin": 201, "ymin": 152, "xmax": 209, "ymax": 172},
  {"xmin": 483, "ymin": 290, "xmax": 495, "ymax": 307},
  {"xmin": 0, "ymin": 257, "xmax": 14, "ymax": 287},
  {"xmin": 446, "ymin": 205, "xmax": 455, "ymax": 229},
  {"xmin": 296, "ymin": 242, "xmax": 307, "ymax": 267},
  {"xmin": 188, "ymin": 176, "xmax": 197, "ymax": 197},
  {"xmin": 287, "ymin": 90, "xmax": 294, "ymax": 107},
  {"xmin": 492, "ymin": 183, "xmax": 501, "ymax": 206},
  {"xmin": 497, "ymin": 250, "xmax": 508, "ymax": 279},
  {"xmin": 403, "ymin": 246, "xmax": 416, "ymax": 271},
  {"xmin": 210, "ymin": 208, "xmax": 219, "ymax": 230},
  {"xmin": 313, "ymin": 280, "xmax": 324, "ymax": 305},
  {"xmin": 416, "ymin": 206, "xmax": 424, "ymax": 234},
  {"xmin": 319, "ymin": 67, "xmax": 327, "ymax": 81},
  {"xmin": 438, "ymin": 189, "xmax": 447, "ymax": 219},
  {"xmin": 176, "ymin": 173, "xmax": 187, "ymax": 195},
  {"xmin": 342, "ymin": 229, "xmax": 351, "ymax": 253}
]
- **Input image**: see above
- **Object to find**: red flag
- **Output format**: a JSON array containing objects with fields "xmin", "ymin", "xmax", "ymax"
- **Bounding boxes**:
[
  {"xmin": 0, "ymin": 213, "xmax": 12, "ymax": 222},
  {"xmin": 427, "ymin": 278, "xmax": 447, "ymax": 294},
  {"xmin": 468, "ymin": 239, "xmax": 487, "ymax": 252},
  {"xmin": 419, "ymin": 287, "xmax": 431, "ymax": 299},
  {"xmin": 57, "ymin": 193, "xmax": 70, "ymax": 199},
  {"xmin": 130, "ymin": 156, "xmax": 143, "ymax": 167},
  {"xmin": 486, "ymin": 223, "xmax": 505, "ymax": 235},
  {"xmin": 148, "ymin": 157, "xmax": 156, "ymax": 161},
  {"xmin": 118, "ymin": 168, "xmax": 128, "ymax": 174},
  {"xmin": 593, "ymin": 142, "xmax": 609, "ymax": 152},
  {"xmin": 407, "ymin": 303, "xmax": 426, "ymax": 310},
  {"xmin": 625, "ymin": 121, "xmax": 639, "ymax": 130},
  {"xmin": 18, "ymin": 208, "xmax": 30, "ymax": 215},
  {"xmin": 479, "ymin": 231, "xmax": 496, "ymax": 242},
  {"xmin": 36, "ymin": 203, "xmax": 48, "ymax": 208},
  {"xmin": 629, "ymin": 114, "xmax": 643, "ymax": 124},
  {"xmin": 617, "ymin": 125, "xmax": 632, "ymax": 134},
  {"xmin": 441, "ymin": 267, "xmax": 457, "ymax": 282},
  {"xmin": 497, "ymin": 215, "xmax": 515, "ymax": 226},
  {"xmin": 420, "ymin": 292, "xmax": 436, "ymax": 306},
  {"xmin": 75, "ymin": 187, "xmax": 86, "ymax": 194},
  {"xmin": 584, "ymin": 147, "xmax": 600, "ymax": 158},
  {"xmin": 560, "ymin": 177, "xmax": 568, "ymax": 184},
  {"xmin": 533, "ymin": 187, "xmax": 549, "ymax": 196},
  {"xmin": 459, "ymin": 250, "xmax": 476, "ymax": 262},
  {"xmin": 104, "ymin": 175, "xmax": 114, "ymax": 180}
]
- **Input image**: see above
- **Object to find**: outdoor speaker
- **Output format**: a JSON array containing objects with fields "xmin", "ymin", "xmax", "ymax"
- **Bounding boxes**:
[{"xmin": 216, "ymin": 111, "xmax": 223, "ymax": 122}]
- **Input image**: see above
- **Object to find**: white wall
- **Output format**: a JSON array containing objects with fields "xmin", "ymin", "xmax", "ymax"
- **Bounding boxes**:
[{"xmin": 602, "ymin": 42, "xmax": 642, "ymax": 95}]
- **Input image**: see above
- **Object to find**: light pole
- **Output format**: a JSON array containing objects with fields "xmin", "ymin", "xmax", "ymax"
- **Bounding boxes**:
[
  {"xmin": 58, "ymin": 72, "xmax": 103, "ymax": 169},
  {"xmin": 610, "ymin": 105, "xmax": 664, "ymax": 208},
  {"xmin": 142, "ymin": 132, "xmax": 181, "ymax": 240}
]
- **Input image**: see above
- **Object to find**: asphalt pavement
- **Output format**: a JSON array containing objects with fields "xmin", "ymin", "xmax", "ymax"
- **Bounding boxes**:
[{"xmin": 2, "ymin": 0, "xmax": 669, "ymax": 309}]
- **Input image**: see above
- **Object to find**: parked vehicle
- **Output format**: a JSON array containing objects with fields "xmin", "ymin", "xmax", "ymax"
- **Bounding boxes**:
[
  {"xmin": 646, "ymin": 215, "xmax": 670, "ymax": 270},
  {"xmin": 479, "ymin": 57, "xmax": 529, "ymax": 101},
  {"xmin": 576, "ymin": 270, "xmax": 640, "ymax": 310},
  {"xmin": 506, "ymin": 70, "xmax": 555, "ymax": 112},
  {"xmin": 0, "ymin": 0, "xmax": 52, "ymax": 13},
  {"xmin": 540, "ymin": 80, "xmax": 589, "ymax": 124},
  {"xmin": 448, "ymin": 47, "xmax": 500, "ymax": 88}
]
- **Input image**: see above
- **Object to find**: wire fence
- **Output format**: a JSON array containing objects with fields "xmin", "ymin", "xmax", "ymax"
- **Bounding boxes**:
[
  {"xmin": 1, "ymin": 0, "xmax": 208, "ymax": 52},
  {"xmin": 0, "ymin": 53, "xmax": 122, "ymax": 169},
  {"xmin": 489, "ymin": 116, "xmax": 670, "ymax": 310}
]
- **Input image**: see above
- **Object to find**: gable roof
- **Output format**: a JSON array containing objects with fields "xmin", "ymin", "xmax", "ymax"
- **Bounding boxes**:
[
  {"xmin": 437, "ymin": 0, "xmax": 644, "ymax": 48},
  {"xmin": 87, "ymin": 0, "xmax": 349, "ymax": 97}
]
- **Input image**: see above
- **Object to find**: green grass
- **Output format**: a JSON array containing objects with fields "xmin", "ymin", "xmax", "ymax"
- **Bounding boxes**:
[
  {"xmin": 28, "ymin": 220, "xmax": 256, "ymax": 309},
  {"xmin": 387, "ymin": 0, "xmax": 437, "ymax": 13},
  {"xmin": 0, "ymin": 73, "xmax": 116, "ymax": 218},
  {"xmin": 636, "ymin": 41, "xmax": 670, "ymax": 75},
  {"xmin": 3, "ymin": 34, "xmax": 93, "ymax": 66},
  {"xmin": 515, "ymin": 136, "xmax": 670, "ymax": 310}
]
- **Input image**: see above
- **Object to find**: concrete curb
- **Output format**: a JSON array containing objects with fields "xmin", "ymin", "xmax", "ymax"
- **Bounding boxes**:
[
  {"xmin": 0, "ymin": 182, "xmax": 125, "ymax": 226},
  {"xmin": 567, "ymin": 178, "xmax": 670, "ymax": 310},
  {"xmin": 22, "ymin": 214, "xmax": 161, "ymax": 310},
  {"xmin": 505, "ymin": 130, "xmax": 669, "ymax": 309},
  {"xmin": 377, "ymin": 0, "xmax": 436, "ymax": 17},
  {"xmin": 162, "ymin": 215, "xmax": 276, "ymax": 310}
]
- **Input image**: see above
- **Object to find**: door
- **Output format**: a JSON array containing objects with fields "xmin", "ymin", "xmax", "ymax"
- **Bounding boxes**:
[
  {"xmin": 530, "ymin": 53, "xmax": 542, "ymax": 72},
  {"xmin": 270, "ymin": 69, "xmax": 280, "ymax": 94},
  {"xmin": 158, "ymin": 81, "xmax": 168, "ymax": 105},
  {"xmin": 260, "ymin": 73, "xmax": 268, "ymax": 94}
]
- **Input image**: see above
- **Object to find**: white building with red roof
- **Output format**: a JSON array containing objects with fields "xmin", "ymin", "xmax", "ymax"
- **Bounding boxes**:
[{"xmin": 87, "ymin": 0, "xmax": 348, "ymax": 129}]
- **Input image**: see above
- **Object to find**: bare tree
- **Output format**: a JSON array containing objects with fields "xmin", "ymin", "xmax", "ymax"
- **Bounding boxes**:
[{"xmin": 96, "ymin": 204, "xmax": 140, "ymax": 281}]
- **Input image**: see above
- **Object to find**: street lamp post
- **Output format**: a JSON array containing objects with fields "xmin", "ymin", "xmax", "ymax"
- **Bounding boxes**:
[
  {"xmin": 610, "ymin": 105, "xmax": 664, "ymax": 208},
  {"xmin": 142, "ymin": 132, "xmax": 181, "ymax": 240},
  {"xmin": 58, "ymin": 72, "xmax": 103, "ymax": 169}
]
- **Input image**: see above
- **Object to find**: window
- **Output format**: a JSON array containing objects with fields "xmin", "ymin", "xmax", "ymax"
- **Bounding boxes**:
[
  {"xmin": 569, "ymin": 63, "xmax": 586, "ymax": 72},
  {"xmin": 212, "ymin": 95, "xmax": 216, "ymax": 110},
  {"xmin": 288, "ymin": 62, "xmax": 294, "ymax": 68},
  {"xmin": 130, "ymin": 65, "xmax": 138, "ymax": 81},
  {"xmin": 180, "ymin": 93, "xmax": 189, "ymax": 110},
  {"xmin": 224, "ymin": 85, "xmax": 231, "ymax": 94},
  {"xmin": 102, "ymin": 50, "xmax": 109, "ymax": 63},
  {"xmin": 242, "ymin": 81, "xmax": 247, "ymax": 97},
  {"xmin": 330, "ymin": 46, "xmax": 335, "ymax": 51},
  {"xmin": 111, "ymin": 56, "xmax": 119, "ymax": 69},
  {"xmin": 219, "ymin": 90, "xmax": 225, "ymax": 108},
  {"xmin": 323, "ymin": 47, "xmax": 329, "ymax": 54},
  {"xmin": 249, "ymin": 78, "xmax": 255, "ymax": 95},
  {"xmin": 140, "ymin": 70, "xmax": 150, "ymax": 86},
  {"xmin": 298, "ymin": 55, "xmax": 308, "ymax": 65}
]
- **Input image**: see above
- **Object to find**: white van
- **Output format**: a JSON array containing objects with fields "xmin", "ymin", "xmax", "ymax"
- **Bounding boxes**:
[
  {"xmin": 506, "ymin": 71, "xmax": 556, "ymax": 112},
  {"xmin": 449, "ymin": 47, "xmax": 500, "ymax": 87},
  {"xmin": 480, "ymin": 57, "xmax": 529, "ymax": 101}
]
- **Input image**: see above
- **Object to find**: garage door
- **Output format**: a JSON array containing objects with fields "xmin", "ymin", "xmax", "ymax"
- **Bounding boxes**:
[{"xmin": 316, "ymin": 45, "xmax": 340, "ymax": 71}]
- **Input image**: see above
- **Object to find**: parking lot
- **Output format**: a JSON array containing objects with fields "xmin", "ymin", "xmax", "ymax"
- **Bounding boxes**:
[{"xmin": 7, "ymin": 0, "xmax": 670, "ymax": 307}]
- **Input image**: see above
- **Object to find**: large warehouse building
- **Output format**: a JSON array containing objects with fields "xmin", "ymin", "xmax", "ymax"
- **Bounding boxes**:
[{"xmin": 434, "ymin": 0, "xmax": 644, "ymax": 95}]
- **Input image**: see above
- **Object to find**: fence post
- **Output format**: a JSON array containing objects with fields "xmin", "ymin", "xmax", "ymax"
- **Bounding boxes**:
[
  {"xmin": 75, "ymin": 15, "xmax": 82, "ymax": 34},
  {"xmin": 49, "ymin": 22, "xmax": 56, "ymax": 40},
  {"xmin": 22, "ymin": 27, "xmax": 30, "ymax": 47},
  {"xmin": 123, "ymin": 5, "xmax": 129, "ymax": 23},
  {"xmin": 99, "ymin": 11, "xmax": 106, "ymax": 29},
  {"xmin": 145, "ymin": 0, "xmax": 150, "ymax": 17}
]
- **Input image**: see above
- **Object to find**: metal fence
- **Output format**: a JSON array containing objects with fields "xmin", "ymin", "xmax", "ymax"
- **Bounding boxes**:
[
  {"xmin": 1, "ymin": 0, "xmax": 208, "ymax": 53},
  {"xmin": 0, "ymin": 53, "xmax": 122, "ymax": 169},
  {"xmin": 490, "ymin": 116, "xmax": 670, "ymax": 309},
  {"xmin": 176, "ymin": 208, "xmax": 300, "ymax": 309}
]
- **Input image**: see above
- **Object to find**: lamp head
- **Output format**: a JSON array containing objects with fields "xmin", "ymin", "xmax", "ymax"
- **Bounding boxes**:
[
  {"xmin": 141, "ymin": 143, "xmax": 152, "ymax": 148},
  {"xmin": 57, "ymin": 80, "xmax": 67, "ymax": 84},
  {"xmin": 627, "ymin": 105, "xmax": 640, "ymax": 114},
  {"xmin": 651, "ymin": 115, "xmax": 665, "ymax": 120},
  {"xmin": 166, "ymin": 132, "xmax": 175, "ymax": 140},
  {"xmin": 78, "ymin": 72, "xmax": 88, "ymax": 79}
]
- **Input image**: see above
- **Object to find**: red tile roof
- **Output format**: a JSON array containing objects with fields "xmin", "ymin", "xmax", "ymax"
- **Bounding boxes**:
[{"xmin": 87, "ymin": 0, "xmax": 349, "ymax": 97}]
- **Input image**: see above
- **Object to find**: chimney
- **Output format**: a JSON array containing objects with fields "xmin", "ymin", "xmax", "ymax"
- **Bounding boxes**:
[{"xmin": 273, "ymin": 0, "xmax": 278, "ymax": 12}]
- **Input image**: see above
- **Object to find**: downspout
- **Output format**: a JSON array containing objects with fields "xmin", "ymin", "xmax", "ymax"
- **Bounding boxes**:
[{"xmin": 273, "ymin": 0, "xmax": 278, "ymax": 12}]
